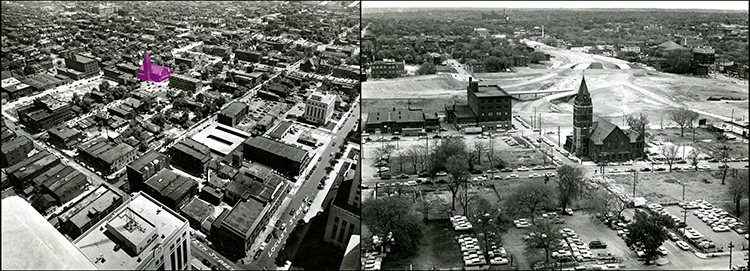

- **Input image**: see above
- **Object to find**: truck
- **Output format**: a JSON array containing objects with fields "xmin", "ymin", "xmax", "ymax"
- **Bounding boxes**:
[{"xmin": 463, "ymin": 126, "xmax": 482, "ymax": 134}]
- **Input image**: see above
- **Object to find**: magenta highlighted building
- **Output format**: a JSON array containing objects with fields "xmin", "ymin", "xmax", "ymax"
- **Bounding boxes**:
[{"xmin": 137, "ymin": 50, "xmax": 172, "ymax": 82}]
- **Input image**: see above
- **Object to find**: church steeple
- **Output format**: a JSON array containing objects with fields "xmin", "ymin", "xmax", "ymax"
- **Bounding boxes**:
[
  {"xmin": 576, "ymin": 75, "xmax": 591, "ymax": 104},
  {"xmin": 572, "ymin": 74, "xmax": 593, "ymax": 157},
  {"xmin": 142, "ymin": 50, "xmax": 152, "ymax": 73}
]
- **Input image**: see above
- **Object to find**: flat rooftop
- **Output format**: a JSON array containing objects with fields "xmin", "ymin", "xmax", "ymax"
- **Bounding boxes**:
[
  {"xmin": 223, "ymin": 198, "xmax": 265, "ymax": 237},
  {"xmin": 58, "ymin": 185, "xmax": 123, "ymax": 230},
  {"xmin": 74, "ymin": 192, "xmax": 186, "ymax": 270},
  {"xmin": 472, "ymin": 84, "xmax": 511, "ymax": 97},
  {"xmin": 244, "ymin": 136, "xmax": 308, "ymax": 163},
  {"xmin": 2, "ymin": 196, "xmax": 98, "ymax": 270},
  {"xmin": 191, "ymin": 123, "xmax": 251, "ymax": 157},
  {"xmin": 127, "ymin": 150, "xmax": 167, "ymax": 173}
]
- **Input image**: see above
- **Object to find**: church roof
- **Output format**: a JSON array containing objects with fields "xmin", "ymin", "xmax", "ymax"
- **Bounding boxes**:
[
  {"xmin": 577, "ymin": 75, "xmax": 590, "ymax": 98},
  {"xmin": 589, "ymin": 117, "xmax": 619, "ymax": 145}
]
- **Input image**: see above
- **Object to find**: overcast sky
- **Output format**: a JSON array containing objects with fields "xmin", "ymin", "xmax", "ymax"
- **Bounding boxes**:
[{"xmin": 362, "ymin": 1, "xmax": 749, "ymax": 11}]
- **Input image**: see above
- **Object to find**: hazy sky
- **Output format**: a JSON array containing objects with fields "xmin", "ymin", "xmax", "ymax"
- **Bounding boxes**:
[{"xmin": 362, "ymin": 1, "xmax": 750, "ymax": 11}]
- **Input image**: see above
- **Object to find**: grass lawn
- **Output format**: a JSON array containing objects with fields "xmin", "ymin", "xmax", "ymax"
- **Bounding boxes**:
[
  {"xmin": 609, "ymin": 171, "xmax": 749, "ymax": 223},
  {"xmin": 649, "ymin": 127, "xmax": 749, "ymax": 159},
  {"xmin": 381, "ymin": 219, "xmax": 464, "ymax": 270}
]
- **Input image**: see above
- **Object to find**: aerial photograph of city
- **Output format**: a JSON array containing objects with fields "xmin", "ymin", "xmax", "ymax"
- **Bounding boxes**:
[
  {"xmin": 1, "ymin": 1, "xmax": 360, "ymax": 270},
  {"xmin": 360, "ymin": 1, "xmax": 748, "ymax": 271},
  {"xmin": 1, "ymin": 1, "xmax": 749, "ymax": 271}
]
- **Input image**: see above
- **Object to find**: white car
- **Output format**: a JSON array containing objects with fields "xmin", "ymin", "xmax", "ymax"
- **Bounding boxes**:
[
  {"xmin": 658, "ymin": 246, "xmax": 668, "ymax": 256},
  {"xmin": 676, "ymin": 241, "xmax": 690, "ymax": 251},
  {"xmin": 713, "ymin": 225, "xmax": 731, "ymax": 232},
  {"xmin": 405, "ymin": 180, "xmax": 418, "ymax": 186}
]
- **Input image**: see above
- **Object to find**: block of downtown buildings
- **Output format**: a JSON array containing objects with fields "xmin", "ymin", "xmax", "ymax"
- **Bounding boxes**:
[
  {"xmin": 324, "ymin": 163, "xmax": 361, "ymax": 250},
  {"xmin": 64, "ymin": 54, "xmax": 100, "ymax": 79},
  {"xmin": 209, "ymin": 163, "xmax": 289, "ymax": 260},
  {"xmin": 242, "ymin": 136, "xmax": 311, "ymax": 178},
  {"xmin": 444, "ymin": 77, "xmax": 514, "ymax": 130},
  {"xmin": 217, "ymin": 102, "xmax": 249, "ymax": 127},
  {"xmin": 55, "ymin": 184, "xmax": 125, "ymax": 239},
  {"xmin": 370, "ymin": 59, "xmax": 405, "ymax": 78},
  {"xmin": 73, "ymin": 192, "xmax": 192, "ymax": 270},
  {"xmin": 16, "ymin": 96, "xmax": 74, "ymax": 133},
  {"xmin": 303, "ymin": 91, "xmax": 336, "ymax": 125},
  {"xmin": 77, "ymin": 136, "xmax": 138, "ymax": 174},
  {"xmin": 1, "ymin": 135, "xmax": 33, "ymax": 168},
  {"xmin": 127, "ymin": 150, "xmax": 170, "ymax": 193},
  {"xmin": 168, "ymin": 138, "xmax": 212, "ymax": 177}
]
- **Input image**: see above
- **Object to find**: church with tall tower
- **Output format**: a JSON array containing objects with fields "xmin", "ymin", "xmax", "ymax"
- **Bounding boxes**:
[{"xmin": 565, "ymin": 76, "xmax": 645, "ymax": 162}]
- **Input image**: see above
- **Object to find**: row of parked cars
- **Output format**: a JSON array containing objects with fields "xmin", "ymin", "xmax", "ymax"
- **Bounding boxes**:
[{"xmin": 684, "ymin": 199, "xmax": 748, "ymax": 234}]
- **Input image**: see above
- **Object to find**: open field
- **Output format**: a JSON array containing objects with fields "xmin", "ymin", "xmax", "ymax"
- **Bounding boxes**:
[
  {"xmin": 362, "ymin": 74, "xmax": 464, "ymax": 99},
  {"xmin": 381, "ymin": 220, "xmax": 464, "ymax": 270}
]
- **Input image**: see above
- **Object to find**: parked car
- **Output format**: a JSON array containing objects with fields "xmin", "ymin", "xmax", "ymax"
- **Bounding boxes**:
[
  {"xmin": 676, "ymin": 241, "xmax": 690, "ymax": 251},
  {"xmin": 589, "ymin": 240, "xmax": 607, "ymax": 249}
]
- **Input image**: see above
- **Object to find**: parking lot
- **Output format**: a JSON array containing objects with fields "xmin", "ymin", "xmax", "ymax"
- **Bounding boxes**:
[{"xmin": 666, "ymin": 205, "xmax": 748, "ymax": 253}]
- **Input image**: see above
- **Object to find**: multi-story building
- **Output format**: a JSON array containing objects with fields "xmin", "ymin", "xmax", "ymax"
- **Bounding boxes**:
[
  {"xmin": 91, "ymin": 4, "xmax": 116, "ymax": 15},
  {"xmin": 56, "ymin": 184, "xmax": 125, "ymax": 239},
  {"xmin": 303, "ymin": 92, "xmax": 336, "ymax": 125},
  {"xmin": 73, "ymin": 192, "xmax": 192, "ymax": 270},
  {"xmin": 16, "ymin": 96, "xmax": 74, "ymax": 133},
  {"xmin": 324, "ymin": 164, "xmax": 361, "ymax": 249},
  {"xmin": 217, "ymin": 102, "xmax": 248, "ymax": 127},
  {"xmin": 242, "ymin": 136, "xmax": 311, "ymax": 178},
  {"xmin": 142, "ymin": 168, "xmax": 198, "ymax": 210},
  {"xmin": 65, "ymin": 54, "xmax": 100, "ymax": 78},
  {"xmin": 1, "ymin": 135, "xmax": 33, "ymax": 167},
  {"xmin": 47, "ymin": 124, "xmax": 84, "ymax": 149},
  {"xmin": 2, "ymin": 77, "xmax": 33, "ymax": 100},
  {"xmin": 168, "ymin": 138, "xmax": 212, "ymax": 177},
  {"xmin": 5, "ymin": 150, "xmax": 60, "ymax": 191},
  {"xmin": 235, "ymin": 49, "xmax": 263, "ymax": 63},
  {"xmin": 370, "ymin": 60, "xmax": 405, "ymax": 78},
  {"xmin": 57, "ymin": 66, "xmax": 86, "ymax": 80},
  {"xmin": 466, "ymin": 77, "xmax": 513, "ymax": 129},
  {"xmin": 77, "ymin": 137, "xmax": 138, "ymax": 174},
  {"xmin": 174, "ymin": 57, "xmax": 194, "ymax": 68},
  {"xmin": 621, "ymin": 46, "xmax": 641, "ymax": 53},
  {"xmin": 127, "ymin": 150, "xmax": 169, "ymax": 193},
  {"xmin": 169, "ymin": 74, "xmax": 202, "ymax": 92},
  {"xmin": 209, "ymin": 165, "xmax": 288, "ymax": 260}
]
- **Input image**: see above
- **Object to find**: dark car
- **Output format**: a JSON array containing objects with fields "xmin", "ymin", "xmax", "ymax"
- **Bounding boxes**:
[
  {"xmin": 437, "ymin": 179, "xmax": 447, "ymax": 184},
  {"xmin": 398, "ymin": 174, "xmax": 409, "ymax": 179},
  {"xmin": 500, "ymin": 168, "xmax": 513, "ymax": 172},
  {"xmin": 676, "ymin": 160, "xmax": 688, "ymax": 164},
  {"xmin": 470, "ymin": 169, "xmax": 483, "ymax": 174},
  {"xmin": 418, "ymin": 172, "xmax": 430, "ymax": 177},
  {"xmin": 641, "ymin": 167, "xmax": 652, "ymax": 172},
  {"xmin": 380, "ymin": 175, "xmax": 391, "ymax": 180},
  {"xmin": 589, "ymin": 240, "xmax": 608, "ymax": 249}
]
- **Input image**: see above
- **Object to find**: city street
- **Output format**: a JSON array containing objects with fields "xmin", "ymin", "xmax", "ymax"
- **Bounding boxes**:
[{"xmin": 253, "ymin": 102, "xmax": 360, "ymax": 269}]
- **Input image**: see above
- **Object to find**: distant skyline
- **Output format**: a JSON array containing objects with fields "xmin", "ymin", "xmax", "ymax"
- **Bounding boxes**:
[{"xmin": 362, "ymin": 1, "xmax": 750, "ymax": 11}]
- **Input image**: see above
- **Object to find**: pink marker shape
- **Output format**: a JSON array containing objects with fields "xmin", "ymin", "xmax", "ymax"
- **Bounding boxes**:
[{"xmin": 137, "ymin": 50, "xmax": 172, "ymax": 82}]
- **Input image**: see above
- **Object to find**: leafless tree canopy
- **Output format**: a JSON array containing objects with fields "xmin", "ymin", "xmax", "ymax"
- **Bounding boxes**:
[
  {"xmin": 555, "ymin": 164, "xmax": 586, "ymax": 211},
  {"xmin": 687, "ymin": 149, "xmax": 701, "ymax": 171},
  {"xmin": 660, "ymin": 144, "xmax": 680, "ymax": 171},
  {"xmin": 669, "ymin": 107, "xmax": 699, "ymax": 137}
]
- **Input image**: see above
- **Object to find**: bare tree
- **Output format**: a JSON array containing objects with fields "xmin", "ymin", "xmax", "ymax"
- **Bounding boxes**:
[
  {"xmin": 505, "ymin": 181, "xmax": 554, "ymax": 224},
  {"xmin": 669, "ymin": 107, "xmax": 699, "ymax": 137},
  {"xmin": 416, "ymin": 191, "xmax": 438, "ymax": 221},
  {"xmin": 661, "ymin": 144, "xmax": 680, "ymax": 171},
  {"xmin": 716, "ymin": 145, "xmax": 732, "ymax": 185},
  {"xmin": 727, "ymin": 169, "xmax": 749, "ymax": 218},
  {"xmin": 523, "ymin": 218, "xmax": 564, "ymax": 263},
  {"xmin": 687, "ymin": 149, "xmax": 701, "ymax": 171},
  {"xmin": 555, "ymin": 164, "xmax": 586, "ymax": 212},
  {"xmin": 584, "ymin": 186, "xmax": 629, "ymax": 225},
  {"xmin": 406, "ymin": 145, "xmax": 423, "ymax": 173},
  {"xmin": 456, "ymin": 185, "xmax": 479, "ymax": 216},
  {"xmin": 626, "ymin": 113, "xmax": 649, "ymax": 141},
  {"xmin": 445, "ymin": 154, "xmax": 470, "ymax": 211},
  {"xmin": 473, "ymin": 141, "xmax": 488, "ymax": 165}
]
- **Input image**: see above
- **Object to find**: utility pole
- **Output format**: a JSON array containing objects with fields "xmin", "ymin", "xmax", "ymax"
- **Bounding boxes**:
[
  {"xmin": 558, "ymin": 126, "xmax": 561, "ymax": 149},
  {"xmin": 728, "ymin": 242, "xmax": 734, "ymax": 270},
  {"xmin": 633, "ymin": 170, "xmax": 638, "ymax": 198}
]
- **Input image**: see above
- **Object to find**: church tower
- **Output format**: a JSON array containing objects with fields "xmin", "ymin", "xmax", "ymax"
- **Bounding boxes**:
[{"xmin": 572, "ymin": 75, "xmax": 593, "ymax": 156}]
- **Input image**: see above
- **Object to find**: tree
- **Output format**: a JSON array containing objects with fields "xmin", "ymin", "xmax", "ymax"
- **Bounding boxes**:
[
  {"xmin": 178, "ymin": 63, "xmax": 189, "ymax": 72},
  {"xmin": 24, "ymin": 65, "xmax": 35, "ymax": 76},
  {"xmin": 99, "ymin": 81, "xmax": 111, "ymax": 92},
  {"xmin": 362, "ymin": 196, "xmax": 425, "ymax": 260},
  {"xmin": 624, "ymin": 210, "xmax": 672, "ymax": 265},
  {"xmin": 727, "ymin": 169, "xmax": 749, "ymax": 218},
  {"xmin": 716, "ymin": 145, "xmax": 732, "ymax": 185},
  {"xmin": 406, "ymin": 145, "xmax": 426, "ymax": 173},
  {"xmin": 687, "ymin": 149, "xmax": 701, "ymax": 171},
  {"xmin": 555, "ymin": 164, "xmax": 585, "ymax": 212},
  {"xmin": 584, "ymin": 186, "xmax": 628, "ymax": 225},
  {"xmin": 416, "ymin": 191, "xmax": 448, "ymax": 221},
  {"xmin": 626, "ymin": 113, "xmax": 649, "ymax": 143},
  {"xmin": 473, "ymin": 141, "xmax": 488, "ymax": 165},
  {"xmin": 529, "ymin": 51, "xmax": 546, "ymax": 64},
  {"xmin": 524, "ymin": 218, "xmax": 564, "ymax": 263},
  {"xmin": 470, "ymin": 197, "xmax": 508, "ymax": 263},
  {"xmin": 445, "ymin": 154, "xmax": 470, "ymax": 211},
  {"xmin": 669, "ymin": 107, "xmax": 699, "ymax": 137},
  {"xmin": 9, "ymin": 61, "xmax": 22, "ymax": 70},
  {"xmin": 505, "ymin": 181, "xmax": 554, "ymax": 224},
  {"xmin": 660, "ymin": 144, "xmax": 680, "ymax": 171},
  {"xmin": 416, "ymin": 62, "xmax": 437, "ymax": 75}
]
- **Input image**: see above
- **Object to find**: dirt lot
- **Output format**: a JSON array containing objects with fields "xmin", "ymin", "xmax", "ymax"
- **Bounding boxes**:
[
  {"xmin": 362, "ymin": 74, "xmax": 465, "ymax": 99},
  {"xmin": 649, "ymin": 127, "xmax": 749, "ymax": 160},
  {"xmin": 609, "ymin": 171, "xmax": 749, "ymax": 224}
]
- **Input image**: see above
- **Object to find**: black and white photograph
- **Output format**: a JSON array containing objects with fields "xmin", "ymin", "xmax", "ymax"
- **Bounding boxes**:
[
  {"xmin": 1, "ymin": 1, "xmax": 360, "ymax": 270},
  {"xmin": 360, "ymin": 1, "xmax": 748, "ymax": 271}
]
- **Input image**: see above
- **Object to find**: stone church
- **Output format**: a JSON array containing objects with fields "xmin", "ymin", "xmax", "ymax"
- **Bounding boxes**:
[{"xmin": 565, "ymin": 76, "xmax": 645, "ymax": 162}]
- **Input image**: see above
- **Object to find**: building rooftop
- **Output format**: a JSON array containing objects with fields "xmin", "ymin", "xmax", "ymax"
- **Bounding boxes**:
[
  {"xmin": 228, "ymin": 163, "xmax": 287, "ymax": 204},
  {"xmin": 6, "ymin": 151, "xmax": 59, "ymax": 182},
  {"xmin": 244, "ymin": 136, "xmax": 309, "ymax": 163},
  {"xmin": 127, "ymin": 150, "xmax": 167, "ymax": 174},
  {"xmin": 191, "ymin": 123, "xmax": 251, "ymax": 157},
  {"xmin": 223, "ymin": 198, "xmax": 265, "ymax": 238},
  {"xmin": 308, "ymin": 92, "xmax": 336, "ymax": 104},
  {"xmin": 48, "ymin": 125, "xmax": 81, "ymax": 141},
  {"xmin": 220, "ymin": 102, "xmax": 248, "ymax": 117},
  {"xmin": 2, "ymin": 196, "xmax": 98, "ymax": 270},
  {"xmin": 267, "ymin": 121, "xmax": 292, "ymax": 139},
  {"xmin": 72, "ymin": 54, "xmax": 96, "ymax": 64},
  {"xmin": 179, "ymin": 197, "xmax": 213, "ymax": 224},
  {"xmin": 472, "ymin": 84, "xmax": 511, "ymax": 97},
  {"xmin": 2, "ymin": 135, "xmax": 31, "ymax": 154},
  {"xmin": 172, "ymin": 138, "xmax": 212, "ymax": 163},
  {"xmin": 74, "ymin": 192, "xmax": 187, "ymax": 270},
  {"xmin": 366, "ymin": 109, "xmax": 425, "ymax": 125},
  {"xmin": 58, "ymin": 185, "xmax": 123, "ymax": 232}
]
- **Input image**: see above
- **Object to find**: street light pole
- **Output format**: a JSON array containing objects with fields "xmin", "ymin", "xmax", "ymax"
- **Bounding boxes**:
[{"xmin": 728, "ymin": 242, "xmax": 734, "ymax": 270}]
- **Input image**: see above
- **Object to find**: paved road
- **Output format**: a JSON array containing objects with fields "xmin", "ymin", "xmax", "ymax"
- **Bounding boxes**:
[
  {"xmin": 191, "ymin": 239, "xmax": 242, "ymax": 271},
  {"xmin": 253, "ymin": 102, "xmax": 360, "ymax": 269}
]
